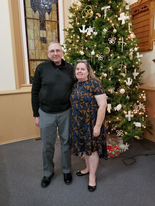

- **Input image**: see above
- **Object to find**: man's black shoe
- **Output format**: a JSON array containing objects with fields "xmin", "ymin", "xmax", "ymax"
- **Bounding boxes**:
[
  {"xmin": 63, "ymin": 172, "xmax": 72, "ymax": 185},
  {"xmin": 41, "ymin": 173, "xmax": 54, "ymax": 188}
]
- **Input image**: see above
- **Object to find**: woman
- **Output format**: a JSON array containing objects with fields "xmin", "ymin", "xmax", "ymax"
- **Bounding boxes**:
[{"xmin": 70, "ymin": 60, "xmax": 107, "ymax": 192}]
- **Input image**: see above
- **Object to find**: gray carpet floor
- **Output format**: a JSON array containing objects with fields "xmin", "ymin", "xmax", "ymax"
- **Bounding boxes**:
[{"xmin": 0, "ymin": 137, "xmax": 155, "ymax": 206}]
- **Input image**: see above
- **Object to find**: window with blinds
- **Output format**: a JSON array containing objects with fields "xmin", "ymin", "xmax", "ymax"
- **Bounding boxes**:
[{"xmin": 130, "ymin": 0, "xmax": 155, "ymax": 51}]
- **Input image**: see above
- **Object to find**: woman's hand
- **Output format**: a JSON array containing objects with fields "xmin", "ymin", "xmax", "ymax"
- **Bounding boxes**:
[
  {"xmin": 93, "ymin": 125, "xmax": 101, "ymax": 137},
  {"xmin": 94, "ymin": 93, "xmax": 107, "ymax": 137}
]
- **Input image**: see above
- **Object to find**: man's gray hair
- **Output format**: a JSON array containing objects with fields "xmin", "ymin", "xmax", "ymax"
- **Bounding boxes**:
[{"xmin": 47, "ymin": 41, "xmax": 62, "ymax": 51}]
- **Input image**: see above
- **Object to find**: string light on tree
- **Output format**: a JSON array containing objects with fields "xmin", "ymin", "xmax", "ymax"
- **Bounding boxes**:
[{"xmin": 102, "ymin": 72, "xmax": 107, "ymax": 77}]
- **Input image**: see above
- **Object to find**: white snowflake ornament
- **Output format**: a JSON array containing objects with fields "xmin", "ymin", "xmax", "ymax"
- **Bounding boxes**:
[
  {"xmin": 118, "ymin": 12, "xmax": 129, "ymax": 24},
  {"xmin": 114, "ymin": 104, "xmax": 122, "ymax": 111},
  {"xmin": 125, "ymin": 111, "xmax": 134, "ymax": 121},
  {"xmin": 125, "ymin": 77, "xmax": 132, "ymax": 86},
  {"xmin": 79, "ymin": 25, "xmax": 87, "ymax": 33},
  {"xmin": 119, "ymin": 143, "xmax": 129, "ymax": 152},
  {"xmin": 133, "ymin": 122, "xmax": 142, "ymax": 127}
]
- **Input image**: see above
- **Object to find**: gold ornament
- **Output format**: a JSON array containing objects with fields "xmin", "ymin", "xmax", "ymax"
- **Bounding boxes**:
[
  {"xmin": 134, "ymin": 135, "xmax": 140, "ymax": 140},
  {"xmin": 67, "ymin": 39, "xmax": 72, "ymax": 43},
  {"xmin": 129, "ymin": 53, "xmax": 133, "ymax": 60},
  {"xmin": 96, "ymin": 13, "xmax": 101, "ymax": 18},
  {"xmin": 129, "ymin": 32, "xmax": 136, "ymax": 39},
  {"xmin": 120, "ymin": 73, "xmax": 126, "ymax": 77},
  {"xmin": 105, "ymin": 47, "xmax": 110, "ymax": 54},
  {"xmin": 82, "ymin": 5, "xmax": 93, "ymax": 18}
]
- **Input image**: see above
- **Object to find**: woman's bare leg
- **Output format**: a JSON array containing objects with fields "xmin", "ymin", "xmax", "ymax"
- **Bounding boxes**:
[
  {"xmin": 88, "ymin": 151, "xmax": 99, "ymax": 186},
  {"xmin": 80, "ymin": 152, "xmax": 89, "ymax": 173}
]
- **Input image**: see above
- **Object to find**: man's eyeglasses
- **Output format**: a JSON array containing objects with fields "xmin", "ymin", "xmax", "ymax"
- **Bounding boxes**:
[{"xmin": 48, "ymin": 49, "xmax": 62, "ymax": 54}]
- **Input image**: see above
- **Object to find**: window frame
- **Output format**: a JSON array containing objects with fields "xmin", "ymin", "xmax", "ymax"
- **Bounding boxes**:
[{"xmin": 19, "ymin": 0, "xmax": 64, "ymax": 84}]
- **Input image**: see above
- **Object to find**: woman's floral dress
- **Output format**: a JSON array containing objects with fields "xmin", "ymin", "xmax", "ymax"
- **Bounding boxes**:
[{"xmin": 70, "ymin": 78, "xmax": 107, "ymax": 158}]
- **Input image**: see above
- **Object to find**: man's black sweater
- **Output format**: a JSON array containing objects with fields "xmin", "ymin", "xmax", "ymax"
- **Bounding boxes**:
[{"xmin": 31, "ymin": 59, "xmax": 74, "ymax": 117}]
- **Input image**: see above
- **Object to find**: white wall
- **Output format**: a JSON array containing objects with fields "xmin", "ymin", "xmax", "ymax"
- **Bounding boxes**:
[
  {"xmin": 0, "ymin": 0, "xmax": 16, "ymax": 91},
  {"xmin": 129, "ymin": 0, "xmax": 155, "ymax": 87},
  {"xmin": 141, "ymin": 43, "xmax": 155, "ymax": 87}
]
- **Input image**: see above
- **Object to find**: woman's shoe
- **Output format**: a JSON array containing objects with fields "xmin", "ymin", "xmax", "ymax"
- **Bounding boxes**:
[
  {"xmin": 88, "ymin": 185, "xmax": 96, "ymax": 192},
  {"xmin": 76, "ymin": 170, "xmax": 89, "ymax": 176}
]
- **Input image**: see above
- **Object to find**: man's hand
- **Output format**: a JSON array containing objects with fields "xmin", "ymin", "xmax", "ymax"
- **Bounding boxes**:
[{"xmin": 34, "ymin": 117, "xmax": 40, "ymax": 127}]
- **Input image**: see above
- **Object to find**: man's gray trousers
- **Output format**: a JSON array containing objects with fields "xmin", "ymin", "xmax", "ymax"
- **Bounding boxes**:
[{"xmin": 39, "ymin": 108, "xmax": 71, "ymax": 177}]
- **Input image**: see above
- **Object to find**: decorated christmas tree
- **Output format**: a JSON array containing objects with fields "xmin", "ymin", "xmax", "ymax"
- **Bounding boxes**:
[{"xmin": 63, "ymin": 0, "xmax": 152, "ymax": 142}]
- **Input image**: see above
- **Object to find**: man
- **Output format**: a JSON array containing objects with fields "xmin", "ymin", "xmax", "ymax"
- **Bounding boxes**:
[{"xmin": 31, "ymin": 42, "xmax": 74, "ymax": 188}]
